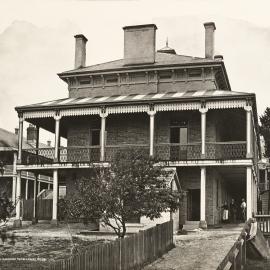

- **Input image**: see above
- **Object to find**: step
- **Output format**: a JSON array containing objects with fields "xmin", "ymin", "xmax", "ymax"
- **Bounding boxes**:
[
  {"xmin": 183, "ymin": 221, "xmax": 200, "ymax": 231},
  {"xmin": 183, "ymin": 225, "xmax": 200, "ymax": 231},
  {"xmin": 185, "ymin": 221, "xmax": 200, "ymax": 225}
]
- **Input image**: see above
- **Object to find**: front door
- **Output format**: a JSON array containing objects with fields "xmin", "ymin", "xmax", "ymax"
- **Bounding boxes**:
[{"xmin": 188, "ymin": 189, "xmax": 200, "ymax": 221}]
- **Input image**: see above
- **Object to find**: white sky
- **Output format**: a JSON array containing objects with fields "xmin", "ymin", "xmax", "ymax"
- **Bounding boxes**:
[{"xmin": 0, "ymin": 0, "xmax": 270, "ymax": 142}]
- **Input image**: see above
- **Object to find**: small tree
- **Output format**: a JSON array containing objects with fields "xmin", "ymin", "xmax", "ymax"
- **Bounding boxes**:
[
  {"xmin": 62, "ymin": 151, "xmax": 181, "ymax": 238},
  {"xmin": 0, "ymin": 161, "xmax": 15, "ymax": 226},
  {"xmin": 0, "ymin": 192, "xmax": 14, "ymax": 226},
  {"xmin": 260, "ymin": 107, "xmax": 270, "ymax": 158}
]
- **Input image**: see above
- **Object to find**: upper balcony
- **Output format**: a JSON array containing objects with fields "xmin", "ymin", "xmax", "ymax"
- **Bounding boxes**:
[{"xmin": 15, "ymin": 89, "xmax": 260, "ymax": 168}]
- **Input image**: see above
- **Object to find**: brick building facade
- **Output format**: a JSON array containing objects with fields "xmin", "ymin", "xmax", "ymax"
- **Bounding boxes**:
[{"xmin": 14, "ymin": 22, "xmax": 260, "ymax": 230}]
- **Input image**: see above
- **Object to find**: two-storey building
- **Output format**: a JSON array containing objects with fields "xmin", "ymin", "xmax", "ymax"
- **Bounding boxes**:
[{"xmin": 14, "ymin": 23, "xmax": 260, "ymax": 229}]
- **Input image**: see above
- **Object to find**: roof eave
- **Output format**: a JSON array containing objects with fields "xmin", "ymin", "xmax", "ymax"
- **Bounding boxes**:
[{"xmin": 57, "ymin": 60, "xmax": 225, "ymax": 78}]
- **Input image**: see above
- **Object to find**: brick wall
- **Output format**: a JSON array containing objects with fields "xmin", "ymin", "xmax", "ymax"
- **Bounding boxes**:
[
  {"xmin": 106, "ymin": 114, "xmax": 149, "ymax": 145},
  {"xmin": 66, "ymin": 110, "xmax": 222, "ymax": 149},
  {"xmin": 69, "ymin": 80, "xmax": 217, "ymax": 98}
]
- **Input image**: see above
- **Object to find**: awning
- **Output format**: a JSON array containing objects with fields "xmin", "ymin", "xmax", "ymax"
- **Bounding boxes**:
[{"xmin": 16, "ymin": 90, "xmax": 252, "ymax": 111}]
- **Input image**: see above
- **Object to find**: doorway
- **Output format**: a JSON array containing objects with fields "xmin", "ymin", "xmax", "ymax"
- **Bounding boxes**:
[
  {"xmin": 188, "ymin": 189, "xmax": 200, "ymax": 221},
  {"xmin": 170, "ymin": 125, "xmax": 188, "ymax": 160}
]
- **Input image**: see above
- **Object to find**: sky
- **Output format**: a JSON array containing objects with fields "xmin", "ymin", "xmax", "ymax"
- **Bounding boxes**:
[{"xmin": 0, "ymin": 0, "xmax": 270, "ymax": 142}]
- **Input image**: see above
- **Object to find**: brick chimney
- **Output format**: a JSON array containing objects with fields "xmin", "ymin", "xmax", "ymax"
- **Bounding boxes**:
[
  {"xmin": 27, "ymin": 124, "xmax": 37, "ymax": 142},
  {"xmin": 123, "ymin": 24, "xmax": 157, "ymax": 65},
  {"xmin": 74, "ymin": 34, "xmax": 88, "ymax": 69},
  {"xmin": 204, "ymin": 22, "xmax": 216, "ymax": 59},
  {"xmin": 47, "ymin": 140, "xmax": 51, "ymax": 147}
]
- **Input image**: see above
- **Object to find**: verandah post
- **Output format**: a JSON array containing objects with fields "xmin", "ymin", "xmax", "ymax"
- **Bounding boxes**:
[
  {"xmin": 199, "ymin": 107, "xmax": 208, "ymax": 159},
  {"xmin": 99, "ymin": 109, "xmax": 108, "ymax": 162},
  {"xmin": 54, "ymin": 112, "xmax": 61, "ymax": 162},
  {"xmin": 199, "ymin": 166, "xmax": 207, "ymax": 229},
  {"xmin": 51, "ymin": 169, "xmax": 59, "ymax": 225},
  {"xmin": 147, "ymin": 106, "xmax": 156, "ymax": 158},
  {"xmin": 14, "ymin": 170, "xmax": 22, "ymax": 227}
]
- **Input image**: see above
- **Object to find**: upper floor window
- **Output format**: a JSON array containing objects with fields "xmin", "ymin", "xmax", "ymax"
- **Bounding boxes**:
[
  {"xmin": 80, "ymin": 79, "xmax": 91, "ymax": 85},
  {"xmin": 93, "ymin": 77, "xmax": 102, "ymax": 85},
  {"xmin": 91, "ymin": 129, "xmax": 100, "ymax": 146},
  {"xmin": 105, "ymin": 75, "xmax": 118, "ymax": 84},
  {"xmin": 159, "ymin": 71, "xmax": 172, "ymax": 80},
  {"xmin": 188, "ymin": 69, "xmax": 202, "ymax": 78},
  {"xmin": 130, "ymin": 72, "xmax": 146, "ymax": 83}
]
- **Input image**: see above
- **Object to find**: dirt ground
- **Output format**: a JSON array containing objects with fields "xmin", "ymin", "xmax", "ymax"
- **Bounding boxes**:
[
  {"xmin": 0, "ymin": 221, "xmax": 115, "ymax": 269},
  {"xmin": 143, "ymin": 225, "xmax": 243, "ymax": 270}
]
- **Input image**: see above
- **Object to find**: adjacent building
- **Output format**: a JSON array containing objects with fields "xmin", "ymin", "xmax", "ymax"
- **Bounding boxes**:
[
  {"xmin": 0, "ymin": 126, "xmax": 52, "ymax": 203},
  {"xmin": 14, "ymin": 22, "xmax": 261, "ymax": 229}
]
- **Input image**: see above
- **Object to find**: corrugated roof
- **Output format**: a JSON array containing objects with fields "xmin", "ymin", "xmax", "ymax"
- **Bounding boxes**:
[
  {"xmin": 17, "ymin": 90, "xmax": 252, "ymax": 110},
  {"xmin": 59, "ymin": 52, "xmax": 220, "ymax": 75}
]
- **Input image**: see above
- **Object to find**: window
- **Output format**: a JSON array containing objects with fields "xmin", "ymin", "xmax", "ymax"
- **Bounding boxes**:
[
  {"xmin": 80, "ymin": 80, "xmax": 91, "ymax": 85},
  {"xmin": 130, "ymin": 72, "xmax": 146, "ymax": 83},
  {"xmin": 91, "ymin": 130, "xmax": 100, "ymax": 146},
  {"xmin": 105, "ymin": 75, "xmax": 118, "ymax": 84},
  {"xmin": 175, "ymin": 70, "xmax": 185, "ymax": 79},
  {"xmin": 188, "ymin": 69, "xmax": 202, "ymax": 78},
  {"xmin": 159, "ymin": 72, "xmax": 172, "ymax": 80},
  {"xmin": 93, "ymin": 77, "xmax": 102, "ymax": 85}
]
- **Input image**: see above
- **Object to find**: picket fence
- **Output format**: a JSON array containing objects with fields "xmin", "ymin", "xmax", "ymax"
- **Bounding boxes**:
[{"xmin": 46, "ymin": 220, "xmax": 174, "ymax": 270}]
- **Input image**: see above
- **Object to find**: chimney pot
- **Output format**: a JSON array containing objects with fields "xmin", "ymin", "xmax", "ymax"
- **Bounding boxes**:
[
  {"xmin": 123, "ymin": 24, "xmax": 157, "ymax": 65},
  {"xmin": 27, "ymin": 124, "xmax": 37, "ymax": 142},
  {"xmin": 15, "ymin": 128, "xmax": 19, "ymax": 135},
  {"xmin": 214, "ymin": 54, "xmax": 223, "ymax": 60},
  {"xmin": 204, "ymin": 22, "xmax": 216, "ymax": 59},
  {"xmin": 47, "ymin": 140, "xmax": 51, "ymax": 147},
  {"xmin": 74, "ymin": 34, "xmax": 88, "ymax": 69}
]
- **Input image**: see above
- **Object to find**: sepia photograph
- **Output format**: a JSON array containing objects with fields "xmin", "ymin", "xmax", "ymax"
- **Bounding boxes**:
[{"xmin": 0, "ymin": 0, "xmax": 270, "ymax": 269}]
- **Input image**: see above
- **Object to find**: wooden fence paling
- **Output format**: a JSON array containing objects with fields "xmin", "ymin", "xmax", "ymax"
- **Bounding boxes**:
[
  {"xmin": 46, "ymin": 220, "xmax": 173, "ymax": 270},
  {"xmin": 217, "ymin": 229, "xmax": 247, "ymax": 270}
]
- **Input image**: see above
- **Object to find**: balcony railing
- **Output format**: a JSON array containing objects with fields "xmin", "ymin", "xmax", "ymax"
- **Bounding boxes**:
[
  {"xmin": 21, "ymin": 141, "xmax": 248, "ymax": 165},
  {"xmin": 205, "ymin": 142, "xmax": 246, "ymax": 159},
  {"xmin": 155, "ymin": 142, "xmax": 246, "ymax": 161},
  {"xmin": 59, "ymin": 146, "xmax": 100, "ymax": 163},
  {"xmin": 155, "ymin": 143, "xmax": 201, "ymax": 161},
  {"xmin": 105, "ymin": 144, "xmax": 149, "ymax": 162},
  {"xmin": 22, "ymin": 148, "xmax": 55, "ymax": 165},
  {"xmin": 21, "ymin": 146, "xmax": 100, "ymax": 165}
]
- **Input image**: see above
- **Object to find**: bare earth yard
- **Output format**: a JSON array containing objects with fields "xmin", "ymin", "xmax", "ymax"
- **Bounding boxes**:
[{"xmin": 0, "ymin": 222, "xmax": 115, "ymax": 269}]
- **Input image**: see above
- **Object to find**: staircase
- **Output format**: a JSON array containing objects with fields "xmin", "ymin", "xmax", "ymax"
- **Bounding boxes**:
[
  {"xmin": 183, "ymin": 221, "xmax": 200, "ymax": 231},
  {"xmin": 37, "ymin": 189, "xmax": 52, "ymax": 199}
]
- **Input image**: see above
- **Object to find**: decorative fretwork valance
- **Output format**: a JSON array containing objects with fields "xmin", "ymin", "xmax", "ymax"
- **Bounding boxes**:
[{"xmin": 22, "ymin": 99, "xmax": 249, "ymax": 119}]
